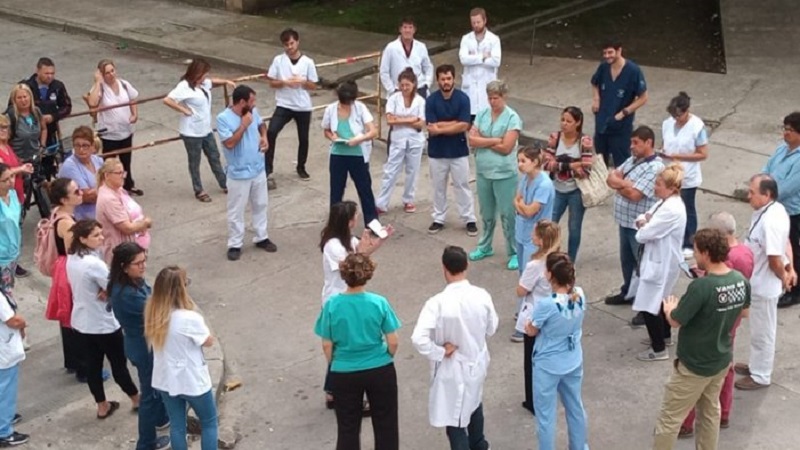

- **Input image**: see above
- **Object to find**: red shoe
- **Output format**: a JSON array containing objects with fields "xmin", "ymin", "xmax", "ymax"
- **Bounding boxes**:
[
  {"xmin": 403, "ymin": 203, "xmax": 416, "ymax": 213},
  {"xmin": 376, "ymin": 207, "xmax": 387, "ymax": 216}
]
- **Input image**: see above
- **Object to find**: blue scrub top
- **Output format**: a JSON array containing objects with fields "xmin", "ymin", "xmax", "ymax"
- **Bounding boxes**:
[{"xmin": 591, "ymin": 60, "xmax": 647, "ymax": 135}]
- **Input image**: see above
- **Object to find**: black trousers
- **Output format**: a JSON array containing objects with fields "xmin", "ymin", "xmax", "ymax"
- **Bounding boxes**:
[
  {"xmin": 789, "ymin": 214, "xmax": 800, "ymax": 296},
  {"xmin": 329, "ymin": 154, "xmax": 378, "ymax": 226},
  {"xmin": 523, "ymin": 334, "xmax": 536, "ymax": 413},
  {"xmin": 102, "ymin": 135, "xmax": 135, "ymax": 191},
  {"xmin": 77, "ymin": 328, "xmax": 139, "ymax": 403},
  {"xmin": 643, "ymin": 305, "xmax": 672, "ymax": 353},
  {"xmin": 266, "ymin": 106, "xmax": 312, "ymax": 174},
  {"xmin": 61, "ymin": 326, "xmax": 86, "ymax": 377},
  {"xmin": 329, "ymin": 363, "xmax": 399, "ymax": 450}
]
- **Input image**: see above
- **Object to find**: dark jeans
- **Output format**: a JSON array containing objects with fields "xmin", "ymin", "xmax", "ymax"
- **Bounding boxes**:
[
  {"xmin": 681, "ymin": 187, "xmax": 698, "ymax": 249},
  {"xmin": 181, "ymin": 134, "xmax": 227, "ymax": 194},
  {"xmin": 594, "ymin": 131, "xmax": 632, "ymax": 168},
  {"xmin": 523, "ymin": 334, "xmax": 536, "ymax": 413},
  {"xmin": 77, "ymin": 328, "xmax": 139, "ymax": 403},
  {"xmin": 619, "ymin": 226, "xmax": 640, "ymax": 298},
  {"xmin": 329, "ymin": 154, "xmax": 378, "ymax": 226},
  {"xmin": 102, "ymin": 136, "xmax": 135, "ymax": 191},
  {"xmin": 643, "ymin": 305, "xmax": 672, "ymax": 353},
  {"xmin": 266, "ymin": 106, "xmax": 312, "ymax": 174},
  {"xmin": 61, "ymin": 326, "xmax": 86, "ymax": 378},
  {"xmin": 125, "ymin": 335, "xmax": 169, "ymax": 450},
  {"xmin": 445, "ymin": 403, "xmax": 490, "ymax": 450},
  {"xmin": 552, "ymin": 188, "xmax": 586, "ymax": 262},
  {"xmin": 790, "ymin": 214, "xmax": 800, "ymax": 296},
  {"xmin": 329, "ymin": 363, "xmax": 398, "ymax": 450}
]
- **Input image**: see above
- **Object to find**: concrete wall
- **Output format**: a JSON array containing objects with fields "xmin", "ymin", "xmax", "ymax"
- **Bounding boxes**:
[{"xmin": 174, "ymin": 0, "xmax": 288, "ymax": 13}]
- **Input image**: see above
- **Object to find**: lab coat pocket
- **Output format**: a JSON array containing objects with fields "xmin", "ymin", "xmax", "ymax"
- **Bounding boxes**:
[{"xmin": 640, "ymin": 256, "xmax": 664, "ymax": 283}]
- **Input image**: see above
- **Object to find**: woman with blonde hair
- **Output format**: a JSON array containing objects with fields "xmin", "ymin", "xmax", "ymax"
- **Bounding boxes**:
[
  {"xmin": 95, "ymin": 158, "xmax": 152, "ymax": 264},
  {"xmin": 86, "ymin": 59, "xmax": 142, "ymax": 196},
  {"xmin": 6, "ymin": 84, "xmax": 47, "ymax": 163},
  {"xmin": 632, "ymin": 163, "xmax": 687, "ymax": 362},
  {"xmin": 146, "ymin": 266, "xmax": 217, "ymax": 450}
]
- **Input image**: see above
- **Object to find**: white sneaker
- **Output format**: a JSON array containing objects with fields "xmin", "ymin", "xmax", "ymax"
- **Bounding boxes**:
[
  {"xmin": 637, "ymin": 347, "xmax": 669, "ymax": 361},
  {"xmin": 682, "ymin": 248, "xmax": 694, "ymax": 259},
  {"xmin": 641, "ymin": 337, "xmax": 674, "ymax": 347}
]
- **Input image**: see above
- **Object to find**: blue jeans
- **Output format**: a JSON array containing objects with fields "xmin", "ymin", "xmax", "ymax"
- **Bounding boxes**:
[
  {"xmin": 159, "ymin": 389, "xmax": 218, "ymax": 450},
  {"xmin": 181, "ymin": 133, "xmax": 227, "ymax": 194},
  {"xmin": 552, "ymin": 189, "xmax": 586, "ymax": 262},
  {"xmin": 445, "ymin": 403, "xmax": 490, "ymax": 450},
  {"xmin": 534, "ymin": 365, "xmax": 589, "ymax": 450},
  {"xmin": 680, "ymin": 188, "xmax": 697, "ymax": 249},
  {"xmin": 0, "ymin": 364, "xmax": 19, "ymax": 439},
  {"xmin": 619, "ymin": 226, "xmax": 640, "ymax": 298},
  {"xmin": 126, "ymin": 336, "xmax": 169, "ymax": 450}
]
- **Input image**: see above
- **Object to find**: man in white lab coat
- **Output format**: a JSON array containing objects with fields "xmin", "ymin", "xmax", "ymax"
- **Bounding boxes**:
[
  {"xmin": 379, "ymin": 17, "xmax": 433, "ymax": 98},
  {"xmin": 412, "ymin": 245, "xmax": 498, "ymax": 450},
  {"xmin": 459, "ymin": 7, "xmax": 501, "ymax": 120}
]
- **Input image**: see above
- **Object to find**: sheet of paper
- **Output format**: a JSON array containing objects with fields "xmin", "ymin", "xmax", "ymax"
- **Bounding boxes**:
[
  {"xmin": 515, "ymin": 301, "xmax": 533, "ymax": 333},
  {"xmin": 367, "ymin": 219, "xmax": 388, "ymax": 239}
]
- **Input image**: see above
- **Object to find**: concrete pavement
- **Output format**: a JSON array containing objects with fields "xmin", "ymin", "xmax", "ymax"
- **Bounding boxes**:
[{"xmin": 1, "ymin": 0, "xmax": 799, "ymax": 448}]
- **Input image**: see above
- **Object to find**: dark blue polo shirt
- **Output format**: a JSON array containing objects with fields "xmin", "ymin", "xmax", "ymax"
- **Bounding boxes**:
[
  {"xmin": 425, "ymin": 89, "xmax": 471, "ymax": 159},
  {"xmin": 591, "ymin": 60, "xmax": 647, "ymax": 135}
]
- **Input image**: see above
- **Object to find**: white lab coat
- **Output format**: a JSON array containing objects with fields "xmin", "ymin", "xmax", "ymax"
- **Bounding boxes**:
[
  {"xmin": 458, "ymin": 30, "xmax": 502, "ymax": 115},
  {"xmin": 411, "ymin": 280, "xmax": 499, "ymax": 428},
  {"xmin": 379, "ymin": 37, "xmax": 433, "ymax": 95},
  {"xmin": 631, "ymin": 195, "xmax": 687, "ymax": 315}
]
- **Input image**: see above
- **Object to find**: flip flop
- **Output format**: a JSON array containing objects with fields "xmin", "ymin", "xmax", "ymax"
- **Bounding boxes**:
[
  {"xmin": 195, "ymin": 192, "xmax": 212, "ymax": 203},
  {"xmin": 97, "ymin": 401, "xmax": 120, "ymax": 419}
]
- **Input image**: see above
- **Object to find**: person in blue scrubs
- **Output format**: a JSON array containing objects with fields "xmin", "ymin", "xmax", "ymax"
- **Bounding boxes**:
[{"xmin": 591, "ymin": 40, "xmax": 648, "ymax": 168}]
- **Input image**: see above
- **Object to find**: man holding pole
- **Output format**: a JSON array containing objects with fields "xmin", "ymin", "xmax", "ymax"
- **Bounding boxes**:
[{"xmin": 265, "ymin": 28, "xmax": 319, "ymax": 189}]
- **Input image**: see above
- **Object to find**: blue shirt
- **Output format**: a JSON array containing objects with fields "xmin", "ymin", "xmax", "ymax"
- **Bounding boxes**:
[
  {"xmin": 217, "ymin": 107, "xmax": 265, "ymax": 180},
  {"xmin": 57, "ymin": 155, "xmax": 104, "ymax": 220},
  {"xmin": 425, "ymin": 89, "xmax": 471, "ymax": 159},
  {"xmin": 591, "ymin": 60, "xmax": 647, "ymax": 135},
  {"xmin": 531, "ymin": 288, "xmax": 586, "ymax": 375},
  {"xmin": 314, "ymin": 291, "xmax": 401, "ymax": 373},
  {"xmin": 763, "ymin": 142, "xmax": 800, "ymax": 215},
  {"xmin": 515, "ymin": 172, "xmax": 555, "ymax": 245},
  {"xmin": 110, "ymin": 280, "xmax": 151, "ymax": 339},
  {"xmin": 0, "ymin": 192, "xmax": 21, "ymax": 265}
]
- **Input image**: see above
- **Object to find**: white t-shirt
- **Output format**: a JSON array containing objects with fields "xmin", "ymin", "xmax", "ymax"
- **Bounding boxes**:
[
  {"xmin": 747, "ymin": 201, "xmax": 790, "ymax": 298},
  {"xmin": 515, "ymin": 259, "xmax": 552, "ymax": 332},
  {"xmin": 167, "ymin": 78, "xmax": 214, "ymax": 137},
  {"xmin": 661, "ymin": 114, "xmax": 708, "ymax": 189},
  {"xmin": 66, "ymin": 253, "xmax": 119, "ymax": 334},
  {"xmin": 321, "ymin": 236, "xmax": 360, "ymax": 305},
  {"xmin": 0, "ymin": 292, "xmax": 25, "ymax": 369},
  {"xmin": 386, "ymin": 91, "xmax": 426, "ymax": 146},
  {"xmin": 97, "ymin": 79, "xmax": 139, "ymax": 141},
  {"xmin": 152, "ymin": 309, "xmax": 212, "ymax": 397},
  {"xmin": 267, "ymin": 54, "xmax": 318, "ymax": 112}
]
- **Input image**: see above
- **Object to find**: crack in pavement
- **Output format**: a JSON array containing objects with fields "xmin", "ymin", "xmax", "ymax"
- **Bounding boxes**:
[{"xmin": 714, "ymin": 78, "xmax": 761, "ymax": 129}]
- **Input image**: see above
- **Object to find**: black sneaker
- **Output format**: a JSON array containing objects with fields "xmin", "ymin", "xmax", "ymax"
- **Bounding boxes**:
[
  {"xmin": 297, "ymin": 167, "xmax": 310, "ymax": 180},
  {"xmin": 630, "ymin": 312, "xmax": 646, "ymax": 328},
  {"xmin": 11, "ymin": 414, "xmax": 21, "ymax": 425},
  {"xmin": 0, "ymin": 431, "xmax": 30, "ymax": 446},
  {"xmin": 14, "ymin": 265, "xmax": 29, "ymax": 278},
  {"xmin": 255, "ymin": 239, "xmax": 278, "ymax": 253},
  {"xmin": 466, "ymin": 222, "xmax": 478, "ymax": 237},
  {"xmin": 267, "ymin": 176, "xmax": 277, "ymax": 191},
  {"xmin": 604, "ymin": 293, "xmax": 633, "ymax": 305},
  {"xmin": 777, "ymin": 292, "xmax": 799, "ymax": 308},
  {"xmin": 428, "ymin": 222, "xmax": 444, "ymax": 234},
  {"xmin": 227, "ymin": 248, "xmax": 242, "ymax": 261}
]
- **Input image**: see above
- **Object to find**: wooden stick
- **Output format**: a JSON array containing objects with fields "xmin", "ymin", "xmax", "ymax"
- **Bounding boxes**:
[
  {"xmin": 314, "ymin": 52, "xmax": 381, "ymax": 69},
  {"xmin": 65, "ymin": 94, "xmax": 165, "ymax": 119}
]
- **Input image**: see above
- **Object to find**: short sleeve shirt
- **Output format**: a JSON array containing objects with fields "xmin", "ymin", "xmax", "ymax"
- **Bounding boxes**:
[
  {"xmin": 167, "ymin": 79, "xmax": 213, "ymax": 137},
  {"xmin": 746, "ymin": 201, "xmax": 790, "ymax": 298},
  {"xmin": 66, "ymin": 253, "xmax": 118, "ymax": 334},
  {"xmin": 426, "ymin": 89, "xmax": 471, "ymax": 159},
  {"xmin": 57, "ymin": 155, "xmax": 103, "ymax": 220},
  {"xmin": 672, "ymin": 271, "xmax": 750, "ymax": 376},
  {"xmin": 314, "ymin": 291, "xmax": 401, "ymax": 373},
  {"xmin": 613, "ymin": 155, "xmax": 664, "ymax": 229},
  {"xmin": 515, "ymin": 172, "xmax": 555, "ymax": 244},
  {"xmin": 0, "ymin": 292, "xmax": 25, "ymax": 369},
  {"xmin": 97, "ymin": 79, "xmax": 139, "ymax": 140},
  {"xmin": 152, "ymin": 309, "xmax": 212, "ymax": 396},
  {"xmin": 0, "ymin": 193, "xmax": 22, "ymax": 266},
  {"xmin": 519, "ymin": 259, "xmax": 552, "ymax": 305},
  {"xmin": 267, "ymin": 54, "xmax": 319, "ymax": 111},
  {"xmin": 217, "ymin": 107, "xmax": 265, "ymax": 179},
  {"xmin": 473, "ymin": 106, "xmax": 522, "ymax": 179},
  {"xmin": 591, "ymin": 60, "xmax": 647, "ymax": 135},
  {"xmin": 531, "ymin": 288, "xmax": 586, "ymax": 375},
  {"xmin": 320, "ymin": 236, "xmax": 360, "ymax": 304}
]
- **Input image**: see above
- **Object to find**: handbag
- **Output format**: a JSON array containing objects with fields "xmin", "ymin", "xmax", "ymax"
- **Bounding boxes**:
[{"xmin": 575, "ymin": 147, "xmax": 612, "ymax": 208}]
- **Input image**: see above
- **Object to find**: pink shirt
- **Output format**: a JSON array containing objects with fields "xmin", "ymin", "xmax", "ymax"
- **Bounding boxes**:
[
  {"xmin": 727, "ymin": 243, "xmax": 754, "ymax": 280},
  {"xmin": 96, "ymin": 185, "xmax": 150, "ymax": 263}
]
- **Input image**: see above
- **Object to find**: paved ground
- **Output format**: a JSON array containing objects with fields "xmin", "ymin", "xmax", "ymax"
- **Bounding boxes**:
[{"xmin": 2, "ymin": 0, "xmax": 799, "ymax": 449}]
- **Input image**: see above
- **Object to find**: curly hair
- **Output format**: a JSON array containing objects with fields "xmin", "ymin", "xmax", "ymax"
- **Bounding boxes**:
[
  {"xmin": 339, "ymin": 253, "xmax": 376, "ymax": 288},
  {"xmin": 693, "ymin": 228, "xmax": 730, "ymax": 263}
]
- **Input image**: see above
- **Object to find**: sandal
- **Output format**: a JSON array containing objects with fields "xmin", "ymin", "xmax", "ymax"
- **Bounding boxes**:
[
  {"xmin": 97, "ymin": 401, "xmax": 120, "ymax": 419},
  {"xmin": 195, "ymin": 192, "xmax": 212, "ymax": 203}
]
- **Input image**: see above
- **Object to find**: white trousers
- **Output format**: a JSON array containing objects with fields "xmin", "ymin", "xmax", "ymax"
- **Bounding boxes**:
[
  {"xmin": 226, "ymin": 172, "xmax": 269, "ymax": 249},
  {"xmin": 428, "ymin": 156, "xmax": 476, "ymax": 224},
  {"xmin": 748, "ymin": 294, "xmax": 779, "ymax": 385},
  {"xmin": 376, "ymin": 139, "xmax": 424, "ymax": 209}
]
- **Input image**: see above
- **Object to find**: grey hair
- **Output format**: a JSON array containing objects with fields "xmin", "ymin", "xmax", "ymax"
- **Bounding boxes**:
[
  {"xmin": 707, "ymin": 211, "xmax": 737, "ymax": 236},
  {"xmin": 486, "ymin": 80, "xmax": 508, "ymax": 96},
  {"xmin": 750, "ymin": 173, "xmax": 779, "ymax": 199}
]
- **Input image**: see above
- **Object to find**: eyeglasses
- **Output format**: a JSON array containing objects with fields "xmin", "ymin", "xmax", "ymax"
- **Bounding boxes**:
[
  {"xmin": 783, "ymin": 126, "xmax": 797, "ymax": 133},
  {"xmin": 130, "ymin": 258, "xmax": 147, "ymax": 268},
  {"xmin": 110, "ymin": 170, "xmax": 127, "ymax": 175},
  {"xmin": 74, "ymin": 143, "xmax": 93, "ymax": 150}
]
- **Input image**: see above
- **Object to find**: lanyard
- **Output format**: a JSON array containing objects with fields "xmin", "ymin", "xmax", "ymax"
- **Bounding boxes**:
[
  {"xmin": 623, "ymin": 154, "xmax": 657, "ymax": 179},
  {"xmin": 747, "ymin": 201, "xmax": 775, "ymax": 241}
]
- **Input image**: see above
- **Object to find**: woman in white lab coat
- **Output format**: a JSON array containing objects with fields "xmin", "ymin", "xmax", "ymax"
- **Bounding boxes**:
[{"xmin": 633, "ymin": 163, "xmax": 687, "ymax": 362}]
